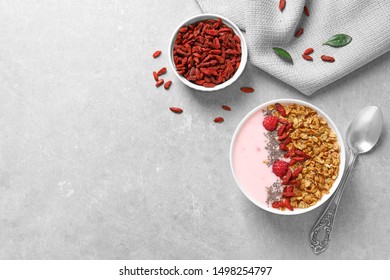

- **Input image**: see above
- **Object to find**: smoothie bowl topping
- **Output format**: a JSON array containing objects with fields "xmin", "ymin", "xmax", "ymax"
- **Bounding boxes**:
[
  {"xmin": 264, "ymin": 103, "xmax": 340, "ymax": 211},
  {"xmin": 231, "ymin": 100, "xmax": 345, "ymax": 215}
]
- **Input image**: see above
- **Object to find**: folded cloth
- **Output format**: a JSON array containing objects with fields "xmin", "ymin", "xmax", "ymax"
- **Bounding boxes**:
[{"xmin": 196, "ymin": 0, "xmax": 390, "ymax": 95}]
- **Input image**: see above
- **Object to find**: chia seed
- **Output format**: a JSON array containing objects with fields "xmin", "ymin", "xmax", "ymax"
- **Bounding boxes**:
[
  {"xmin": 265, "ymin": 181, "xmax": 283, "ymax": 206},
  {"xmin": 264, "ymin": 130, "xmax": 283, "ymax": 167}
]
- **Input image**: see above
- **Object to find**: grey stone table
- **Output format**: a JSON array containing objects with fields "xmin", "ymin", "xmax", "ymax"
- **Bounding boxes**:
[{"xmin": 0, "ymin": 0, "xmax": 389, "ymax": 259}]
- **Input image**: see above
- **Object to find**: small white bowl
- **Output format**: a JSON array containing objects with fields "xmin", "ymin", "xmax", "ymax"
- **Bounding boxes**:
[
  {"xmin": 230, "ymin": 99, "xmax": 346, "ymax": 216},
  {"xmin": 168, "ymin": 14, "xmax": 248, "ymax": 92}
]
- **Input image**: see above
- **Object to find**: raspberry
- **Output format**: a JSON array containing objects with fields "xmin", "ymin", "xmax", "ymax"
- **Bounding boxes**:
[
  {"xmin": 272, "ymin": 160, "xmax": 288, "ymax": 177},
  {"xmin": 263, "ymin": 115, "xmax": 279, "ymax": 131}
]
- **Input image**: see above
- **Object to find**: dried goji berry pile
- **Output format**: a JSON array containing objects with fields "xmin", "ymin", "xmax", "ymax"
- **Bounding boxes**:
[{"xmin": 173, "ymin": 18, "xmax": 242, "ymax": 88}]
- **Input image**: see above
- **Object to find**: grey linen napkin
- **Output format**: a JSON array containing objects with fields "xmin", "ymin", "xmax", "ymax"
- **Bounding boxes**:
[{"xmin": 196, "ymin": 0, "xmax": 390, "ymax": 95}]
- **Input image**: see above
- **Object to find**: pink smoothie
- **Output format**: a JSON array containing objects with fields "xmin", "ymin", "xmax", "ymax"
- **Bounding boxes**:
[{"xmin": 232, "ymin": 109, "xmax": 280, "ymax": 206}]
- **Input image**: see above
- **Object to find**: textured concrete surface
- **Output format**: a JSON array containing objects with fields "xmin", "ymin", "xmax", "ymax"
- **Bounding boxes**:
[{"xmin": 0, "ymin": 0, "xmax": 389, "ymax": 259}]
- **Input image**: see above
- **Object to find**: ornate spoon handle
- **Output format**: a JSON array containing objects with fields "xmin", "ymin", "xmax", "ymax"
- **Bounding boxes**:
[{"xmin": 309, "ymin": 151, "xmax": 357, "ymax": 254}]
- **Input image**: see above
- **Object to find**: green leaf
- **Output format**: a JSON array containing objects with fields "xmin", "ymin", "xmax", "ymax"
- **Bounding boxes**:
[
  {"xmin": 323, "ymin": 34, "xmax": 352, "ymax": 47},
  {"xmin": 273, "ymin": 47, "xmax": 293, "ymax": 64}
]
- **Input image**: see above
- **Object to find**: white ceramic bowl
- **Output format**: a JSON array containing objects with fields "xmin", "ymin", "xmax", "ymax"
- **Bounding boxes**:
[
  {"xmin": 168, "ymin": 14, "xmax": 248, "ymax": 92},
  {"xmin": 230, "ymin": 99, "xmax": 346, "ymax": 215}
]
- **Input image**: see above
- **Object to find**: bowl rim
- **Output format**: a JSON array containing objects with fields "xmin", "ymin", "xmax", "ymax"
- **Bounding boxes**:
[
  {"xmin": 229, "ymin": 99, "xmax": 346, "ymax": 216},
  {"xmin": 168, "ymin": 13, "xmax": 248, "ymax": 92}
]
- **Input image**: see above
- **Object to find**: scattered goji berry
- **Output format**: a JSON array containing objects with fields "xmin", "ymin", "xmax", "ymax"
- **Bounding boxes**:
[
  {"xmin": 164, "ymin": 80, "xmax": 172, "ymax": 90},
  {"xmin": 152, "ymin": 50, "xmax": 161, "ymax": 58},
  {"xmin": 304, "ymin": 48, "xmax": 314, "ymax": 55},
  {"xmin": 321, "ymin": 55, "xmax": 335, "ymax": 62},
  {"xmin": 279, "ymin": 0, "xmax": 286, "ymax": 12},
  {"xmin": 303, "ymin": 5, "xmax": 310, "ymax": 17},
  {"xmin": 155, "ymin": 79, "xmax": 164, "ymax": 87},
  {"xmin": 157, "ymin": 67, "xmax": 167, "ymax": 76},
  {"xmin": 240, "ymin": 87, "xmax": 255, "ymax": 93},
  {"xmin": 153, "ymin": 71, "xmax": 158, "ymax": 81},
  {"xmin": 302, "ymin": 54, "xmax": 313, "ymax": 61},
  {"xmin": 221, "ymin": 105, "xmax": 232, "ymax": 111},
  {"xmin": 169, "ymin": 107, "xmax": 183, "ymax": 114},
  {"xmin": 295, "ymin": 28, "xmax": 304, "ymax": 38},
  {"xmin": 214, "ymin": 117, "xmax": 224, "ymax": 123}
]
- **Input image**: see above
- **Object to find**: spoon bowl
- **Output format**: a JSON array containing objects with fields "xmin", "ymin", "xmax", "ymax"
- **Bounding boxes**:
[{"xmin": 347, "ymin": 106, "xmax": 383, "ymax": 154}]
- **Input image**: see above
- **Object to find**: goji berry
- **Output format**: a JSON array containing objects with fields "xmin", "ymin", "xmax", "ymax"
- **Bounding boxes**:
[
  {"xmin": 155, "ymin": 79, "xmax": 164, "ymax": 87},
  {"xmin": 277, "ymin": 124, "xmax": 286, "ymax": 136},
  {"xmin": 302, "ymin": 54, "xmax": 313, "ymax": 61},
  {"xmin": 279, "ymin": 0, "xmax": 286, "ymax": 12},
  {"xmin": 275, "ymin": 103, "xmax": 287, "ymax": 117},
  {"xmin": 303, "ymin": 5, "xmax": 310, "ymax": 17},
  {"xmin": 169, "ymin": 107, "xmax": 183, "ymax": 114},
  {"xmin": 240, "ymin": 87, "xmax": 255, "ymax": 93},
  {"xmin": 284, "ymin": 123, "xmax": 293, "ymax": 135},
  {"xmin": 279, "ymin": 143, "xmax": 289, "ymax": 151},
  {"xmin": 282, "ymin": 137, "xmax": 291, "ymax": 145},
  {"xmin": 292, "ymin": 166, "xmax": 303, "ymax": 178},
  {"xmin": 221, "ymin": 105, "xmax": 232, "ymax": 111},
  {"xmin": 304, "ymin": 48, "xmax": 314, "ymax": 55},
  {"xmin": 152, "ymin": 50, "xmax": 161, "ymax": 58},
  {"xmin": 295, "ymin": 28, "xmax": 304, "ymax": 38},
  {"xmin": 283, "ymin": 169, "xmax": 292, "ymax": 183},
  {"xmin": 283, "ymin": 198, "xmax": 294, "ymax": 211},
  {"xmin": 282, "ymin": 180, "xmax": 298, "ymax": 185},
  {"xmin": 157, "ymin": 67, "xmax": 167, "ymax": 76},
  {"xmin": 153, "ymin": 71, "xmax": 158, "ymax": 81},
  {"xmin": 321, "ymin": 55, "xmax": 335, "ymax": 62},
  {"xmin": 164, "ymin": 80, "xmax": 172, "ymax": 90},
  {"xmin": 278, "ymin": 133, "xmax": 289, "ymax": 141},
  {"xmin": 214, "ymin": 117, "xmax": 224, "ymax": 123},
  {"xmin": 284, "ymin": 147, "xmax": 296, "ymax": 158},
  {"xmin": 272, "ymin": 201, "xmax": 283, "ymax": 208},
  {"xmin": 282, "ymin": 192, "xmax": 295, "ymax": 197},
  {"xmin": 291, "ymin": 156, "xmax": 305, "ymax": 162}
]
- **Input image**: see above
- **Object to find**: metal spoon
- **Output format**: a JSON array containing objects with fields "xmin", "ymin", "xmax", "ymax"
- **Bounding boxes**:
[{"xmin": 309, "ymin": 106, "xmax": 383, "ymax": 254}]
